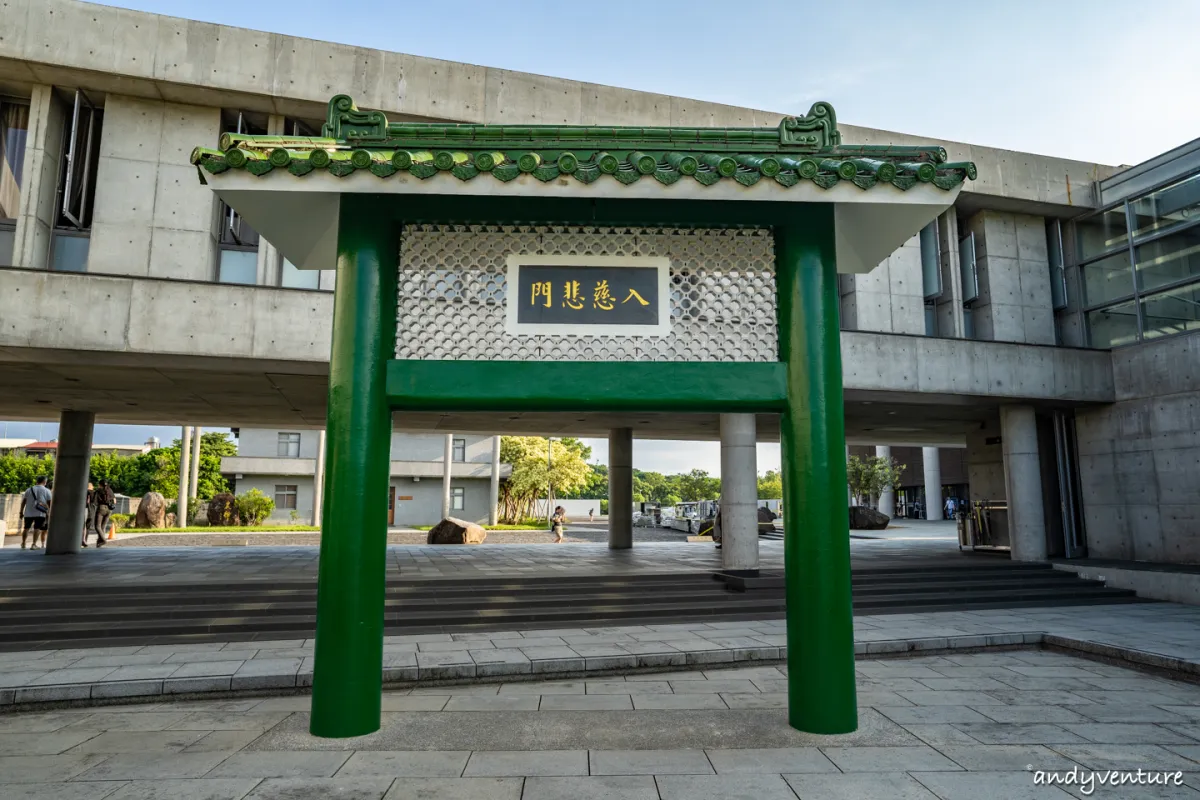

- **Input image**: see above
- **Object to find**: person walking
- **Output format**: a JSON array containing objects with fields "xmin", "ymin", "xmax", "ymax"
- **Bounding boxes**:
[
  {"xmin": 82, "ymin": 481, "xmax": 97, "ymax": 547},
  {"xmin": 551, "ymin": 505, "xmax": 567, "ymax": 543},
  {"xmin": 19, "ymin": 476, "xmax": 52, "ymax": 550},
  {"xmin": 588, "ymin": 508, "xmax": 595, "ymax": 523},
  {"xmin": 91, "ymin": 480, "xmax": 114, "ymax": 548}
]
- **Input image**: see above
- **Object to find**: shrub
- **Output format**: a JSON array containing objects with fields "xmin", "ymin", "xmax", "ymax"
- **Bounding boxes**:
[
  {"xmin": 236, "ymin": 489, "xmax": 274, "ymax": 526},
  {"xmin": 600, "ymin": 499, "xmax": 609, "ymax": 515},
  {"xmin": 109, "ymin": 513, "xmax": 132, "ymax": 530},
  {"xmin": 207, "ymin": 493, "xmax": 240, "ymax": 526}
]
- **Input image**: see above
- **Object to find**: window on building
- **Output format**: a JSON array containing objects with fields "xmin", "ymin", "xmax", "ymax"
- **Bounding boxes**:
[
  {"xmin": 452, "ymin": 438, "xmax": 466, "ymax": 462},
  {"xmin": 1047, "ymin": 220, "xmax": 1067, "ymax": 310},
  {"xmin": 50, "ymin": 90, "xmax": 102, "ymax": 272},
  {"xmin": 0, "ymin": 97, "xmax": 30, "ymax": 266},
  {"xmin": 958, "ymin": 231, "xmax": 978, "ymax": 337},
  {"xmin": 1072, "ymin": 170, "xmax": 1200, "ymax": 348},
  {"xmin": 923, "ymin": 303, "xmax": 938, "ymax": 336},
  {"xmin": 217, "ymin": 110, "xmax": 266, "ymax": 285},
  {"xmin": 275, "ymin": 484, "xmax": 297, "ymax": 510},
  {"xmin": 451, "ymin": 486, "xmax": 465, "ymax": 511},
  {"xmin": 277, "ymin": 432, "xmax": 301, "ymax": 457},
  {"xmin": 920, "ymin": 221, "xmax": 942, "ymax": 299}
]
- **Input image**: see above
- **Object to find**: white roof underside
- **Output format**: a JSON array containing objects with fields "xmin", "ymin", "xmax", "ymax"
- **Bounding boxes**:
[{"xmin": 205, "ymin": 169, "xmax": 961, "ymax": 275}]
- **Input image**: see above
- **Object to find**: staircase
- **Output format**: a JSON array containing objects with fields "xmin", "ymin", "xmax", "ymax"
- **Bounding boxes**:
[{"xmin": 0, "ymin": 563, "xmax": 1142, "ymax": 651}]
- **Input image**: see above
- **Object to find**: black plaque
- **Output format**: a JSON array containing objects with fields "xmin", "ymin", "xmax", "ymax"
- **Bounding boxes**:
[{"xmin": 515, "ymin": 264, "xmax": 660, "ymax": 327}]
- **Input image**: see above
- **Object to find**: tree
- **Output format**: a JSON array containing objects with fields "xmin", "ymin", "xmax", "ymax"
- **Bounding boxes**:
[
  {"xmin": 846, "ymin": 455, "xmax": 905, "ymax": 508},
  {"xmin": 498, "ymin": 437, "xmax": 591, "ymax": 523},
  {"xmin": 675, "ymin": 469, "xmax": 720, "ymax": 502},
  {"xmin": 0, "ymin": 452, "xmax": 54, "ymax": 494},
  {"xmin": 757, "ymin": 469, "xmax": 783, "ymax": 500},
  {"xmin": 561, "ymin": 462, "xmax": 607, "ymax": 500}
]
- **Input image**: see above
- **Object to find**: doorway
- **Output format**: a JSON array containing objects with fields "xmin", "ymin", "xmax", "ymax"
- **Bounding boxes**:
[{"xmin": 387, "ymin": 487, "xmax": 395, "ymax": 527}]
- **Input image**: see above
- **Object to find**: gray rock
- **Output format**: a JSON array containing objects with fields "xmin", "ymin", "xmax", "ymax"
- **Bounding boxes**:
[
  {"xmin": 135, "ymin": 492, "xmax": 167, "ymax": 528},
  {"xmin": 849, "ymin": 506, "xmax": 890, "ymax": 530},
  {"xmin": 427, "ymin": 518, "xmax": 488, "ymax": 545}
]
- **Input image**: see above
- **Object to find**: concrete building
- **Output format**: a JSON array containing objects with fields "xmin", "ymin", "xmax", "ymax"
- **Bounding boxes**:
[
  {"xmin": 0, "ymin": 0, "xmax": 1198, "ymax": 569},
  {"xmin": 223, "ymin": 429, "xmax": 507, "ymax": 526}
]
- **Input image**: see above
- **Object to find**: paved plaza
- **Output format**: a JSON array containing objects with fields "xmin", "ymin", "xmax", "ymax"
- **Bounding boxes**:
[
  {"xmin": 3, "ymin": 646, "xmax": 1200, "ymax": 799},
  {"xmin": 0, "ymin": 522, "xmax": 966, "ymax": 587}
]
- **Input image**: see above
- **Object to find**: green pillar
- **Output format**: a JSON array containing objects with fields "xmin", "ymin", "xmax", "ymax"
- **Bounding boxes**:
[
  {"xmin": 310, "ymin": 195, "xmax": 398, "ymax": 738},
  {"xmin": 775, "ymin": 205, "xmax": 857, "ymax": 734}
]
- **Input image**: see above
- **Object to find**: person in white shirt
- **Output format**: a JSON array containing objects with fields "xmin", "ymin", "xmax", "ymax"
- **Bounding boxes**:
[{"xmin": 19, "ymin": 477, "xmax": 52, "ymax": 550}]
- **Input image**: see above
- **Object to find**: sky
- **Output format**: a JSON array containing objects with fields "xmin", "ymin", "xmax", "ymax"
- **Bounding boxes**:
[{"xmin": 8, "ymin": 0, "xmax": 1197, "ymax": 476}]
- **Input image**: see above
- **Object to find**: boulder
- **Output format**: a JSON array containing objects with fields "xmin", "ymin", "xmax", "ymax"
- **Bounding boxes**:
[
  {"xmin": 757, "ymin": 506, "xmax": 778, "ymax": 533},
  {"xmin": 849, "ymin": 505, "xmax": 890, "ymax": 530},
  {"xmin": 135, "ymin": 492, "xmax": 167, "ymax": 528},
  {"xmin": 164, "ymin": 512, "xmax": 177, "ymax": 528},
  {"xmin": 427, "ymin": 517, "xmax": 487, "ymax": 545},
  {"xmin": 207, "ymin": 493, "xmax": 240, "ymax": 526}
]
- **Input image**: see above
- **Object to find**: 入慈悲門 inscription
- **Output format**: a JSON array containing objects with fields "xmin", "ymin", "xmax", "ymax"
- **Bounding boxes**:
[{"xmin": 517, "ymin": 265, "xmax": 659, "ymax": 326}]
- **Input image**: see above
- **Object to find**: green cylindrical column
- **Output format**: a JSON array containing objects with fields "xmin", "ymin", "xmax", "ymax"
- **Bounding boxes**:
[
  {"xmin": 310, "ymin": 195, "xmax": 398, "ymax": 738},
  {"xmin": 774, "ymin": 206, "xmax": 857, "ymax": 735}
]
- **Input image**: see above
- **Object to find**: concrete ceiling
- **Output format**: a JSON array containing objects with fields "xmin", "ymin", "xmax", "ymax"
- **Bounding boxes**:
[{"xmin": 0, "ymin": 353, "xmax": 996, "ymax": 446}]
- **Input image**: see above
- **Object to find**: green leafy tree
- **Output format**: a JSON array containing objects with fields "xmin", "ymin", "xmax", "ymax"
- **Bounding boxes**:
[
  {"xmin": 846, "ymin": 455, "xmax": 905, "ymax": 508},
  {"xmin": 498, "ymin": 436, "xmax": 591, "ymax": 523},
  {"xmin": 0, "ymin": 452, "xmax": 55, "ymax": 494},
  {"xmin": 675, "ymin": 469, "xmax": 721, "ymax": 502},
  {"xmin": 561, "ymin": 462, "xmax": 608, "ymax": 500},
  {"xmin": 757, "ymin": 469, "xmax": 784, "ymax": 500}
]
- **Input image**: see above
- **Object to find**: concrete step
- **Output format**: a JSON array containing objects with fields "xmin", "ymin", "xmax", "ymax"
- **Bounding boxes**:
[{"xmin": 0, "ymin": 563, "xmax": 1144, "ymax": 650}]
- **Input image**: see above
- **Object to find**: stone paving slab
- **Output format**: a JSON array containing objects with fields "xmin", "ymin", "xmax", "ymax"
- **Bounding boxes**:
[
  {"xmin": 1, "ymin": 650, "xmax": 1200, "ymax": 798},
  {"xmin": 3, "ymin": 602, "xmax": 1200, "ymax": 709}
]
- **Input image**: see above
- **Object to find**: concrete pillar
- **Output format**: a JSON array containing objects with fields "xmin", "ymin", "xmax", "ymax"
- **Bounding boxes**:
[
  {"xmin": 312, "ymin": 429, "xmax": 326, "ymax": 527},
  {"xmin": 922, "ymin": 447, "xmax": 943, "ymax": 521},
  {"xmin": 719, "ymin": 414, "xmax": 759, "ymax": 573},
  {"xmin": 875, "ymin": 445, "xmax": 894, "ymax": 518},
  {"xmin": 608, "ymin": 428, "xmax": 633, "ymax": 550},
  {"xmin": 176, "ymin": 426, "xmax": 191, "ymax": 528},
  {"xmin": 1001, "ymin": 405, "xmax": 1048, "ymax": 562},
  {"xmin": 188, "ymin": 426, "xmax": 202, "ymax": 501},
  {"xmin": 441, "ymin": 433, "xmax": 453, "ymax": 520},
  {"xmin": 488, "ymin": 435, "xmax": 501, "ymax": 526},
  {"xmin": 44, "ymin": 410, "xmax": 94, "ymax": 555}
]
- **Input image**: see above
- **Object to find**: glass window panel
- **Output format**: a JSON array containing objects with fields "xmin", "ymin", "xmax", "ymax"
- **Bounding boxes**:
[
  {"xmin": 1129, "ymin": 171, "xmax": 1200, "ymax": 241},
  {"xmin": 1141, "ymin": 283, "xmax": 1200, "ymax": 341},
  {"xmin": 0, "ymin": 226, "xmax": 14, "ymax": 266},
  {"xmin": 281, "ymin": 257, "xmax": 320, "ymax": 289},
  {"xmin": 962, "ymin": 306, "xmax": 975, "ymax": 339},
  {"xmin": 50, "ymin": 233, "xmax": 89, "ymax": 272},
  {"xmin": 1047, "ymin": 220, "xmax": 1067, "ymax": 310},
  {"xmin": 453, "ymin": 438, "xmax": 466, "ymax": 462},
  {"xmin": 1081, "ymin": 249, "xmax": 1134, "ymax": 306},
  {"xmin": 277, "ymin": 432, "xmax": 300, "ymax": 457},
  {"xmin": 219, "ymin": 248, "xmax": 257, "ymax": 285},
  {"xmin": 1133, "ymin": 224, "xmax": 1200, "ymax": 293},
  {"xmin": 1086, "ymin": 299, "xmax": 1139, "ymax": 348},
  {"xmin": 923, "ymin": 304, "xmax": 937, "ymax": 336},
  {"xmin": 1074, "ymin": 206, "xmax": 1130, "ymax": 262},
  {"xmin": 451, "ymin": 486, "xmax": 465, "ymax": 511},
  {"xmin": 274, "ymin": 485, "xmax": 297, "ymax": 510},
  {"xmin": 920, "ymin": 222, "xmax": 941, "ymax": 299},
  {"xmin": 958, "ymin": 233, "xmax": 978, "ymax": 302},
  {"xmin": 0, "ymin": 101, "xmax": 29, "ymax": 220}
]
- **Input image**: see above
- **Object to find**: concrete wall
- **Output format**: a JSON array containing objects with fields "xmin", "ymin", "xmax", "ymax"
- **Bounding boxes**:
[
  {"xmin": 231, "ymin": 474, "xmax": 492, "ymax": 525},
  {"xmin": 963, "ymin": 211, "xmax": 1056, "ymax": 345},
  {"xmin": 89, "ymin": 95, "xmax": 220, "ymax": 280},
  {"xmin": 1075, "ymin": 331, "xmax": 1200, "ymax": 563},
  {"xmin": 11, "ymin": 85, "xmax": 66, "ymax": 269},
  {"xmin": 965, "ymin": 416, "xmax": 1006, "ymax": 505},
  {"xmin": 840, "ymin": 232, "xmax": 926, "ymax": 335},
  {"xmin": 236, "ymin": 428, "xmax": 494, "ymax": 464}
]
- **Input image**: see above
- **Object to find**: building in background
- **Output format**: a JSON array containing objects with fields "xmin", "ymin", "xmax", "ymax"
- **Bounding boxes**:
[{"xmin": 222, "ymin": 429, "xmax": 508, "ymax": 526}]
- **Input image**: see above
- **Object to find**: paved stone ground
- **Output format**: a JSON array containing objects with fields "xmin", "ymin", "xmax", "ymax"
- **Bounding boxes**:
[
  {"xmin": 0, "ymin": 523, "xmax": 975, "ymax": 587},
  {"xmin": 7, "ymin": 603, "xmax": 1200, "ymax": 710},
  {"xmin": 3, "ymin": 648, "xmax": 1200, "ymax": 798}
]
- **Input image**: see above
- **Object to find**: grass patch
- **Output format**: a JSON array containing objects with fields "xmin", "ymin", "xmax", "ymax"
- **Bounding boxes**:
[{"xmin": 120, "ymin": 526, "xmax": 320, "ymax": 533}]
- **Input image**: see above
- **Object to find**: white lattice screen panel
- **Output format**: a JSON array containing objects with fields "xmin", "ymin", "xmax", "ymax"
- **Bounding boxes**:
[{"xmin": 396, "ymin": 225, "xmax": 777, "ymax": 362}]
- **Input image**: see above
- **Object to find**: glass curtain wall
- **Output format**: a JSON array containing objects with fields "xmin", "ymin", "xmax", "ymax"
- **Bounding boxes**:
[{"xmin": 1074, "ymin": 169, "xmax": 1200, "ymax": 347}]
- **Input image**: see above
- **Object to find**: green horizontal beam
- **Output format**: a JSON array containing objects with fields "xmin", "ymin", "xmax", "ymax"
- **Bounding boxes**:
[{"xmin": 386, "ymin": 360, "xmax": 787, "ymax": 413}]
